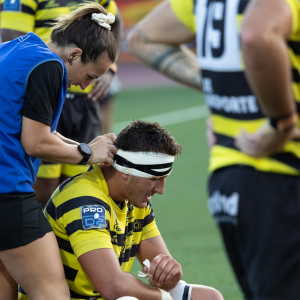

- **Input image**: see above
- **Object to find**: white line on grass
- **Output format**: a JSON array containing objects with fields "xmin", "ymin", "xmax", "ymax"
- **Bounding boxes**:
[{"xmin": 112, "ymin": 104, "xmax": 209, "ymax": 133}]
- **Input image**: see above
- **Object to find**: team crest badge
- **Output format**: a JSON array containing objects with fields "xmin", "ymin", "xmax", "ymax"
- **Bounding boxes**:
[
  {"xmin": 80, "ymin": 205, "xmax": 106, "ymax": 230},
  {"xmin": 3, "ymin": 0, "xmax": 21, "ymax": 11}
]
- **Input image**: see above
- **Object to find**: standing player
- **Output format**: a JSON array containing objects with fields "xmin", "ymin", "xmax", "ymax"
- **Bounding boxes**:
[
  {"xmin": 17, "ymin": 120, "xmax": 224, "ymax": 300},
  {"xmin": 0, "ymin": 0, "xmax": 124, "ymax": 207},
  {"xmin": 127, "ymin": 0, "xmax": 300, "ymax": 299}
]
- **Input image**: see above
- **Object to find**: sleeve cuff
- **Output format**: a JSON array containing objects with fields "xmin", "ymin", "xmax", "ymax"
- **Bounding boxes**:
[{"xmin": 74, "ymin": 236, "xmax": 113, "ymax": 258}]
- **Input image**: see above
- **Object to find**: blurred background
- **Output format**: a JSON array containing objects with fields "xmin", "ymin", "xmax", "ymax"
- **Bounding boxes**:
[{"xmin": 112, "ymin": 1, "xmax": 243, "ymax": 299}]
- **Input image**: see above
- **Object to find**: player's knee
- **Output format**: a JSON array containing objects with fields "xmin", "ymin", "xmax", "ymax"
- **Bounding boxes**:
[
  {"xmin": 206, "ymin": 287, "xmax": 224, "ymax": 300},
  {"xmin": 190, "ymin": 285, "xmax": 224, "ymax": 300}
]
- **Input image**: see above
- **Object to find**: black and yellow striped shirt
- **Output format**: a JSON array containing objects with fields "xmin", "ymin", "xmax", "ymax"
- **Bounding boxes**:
[
  {"xmin": 0, "ymin": 0, "xmax": 117, "ymax": 94},
  {"xmin": 171, "ymin": 0, "xmax": 300, "ymax": 176},
  {"xmin": 19, "ymin": 165, "xmax": 160, "ymax": 300}
]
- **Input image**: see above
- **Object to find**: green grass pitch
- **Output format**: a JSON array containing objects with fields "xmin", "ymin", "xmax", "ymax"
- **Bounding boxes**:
[{"xmin": 112, "ymin": 86, "xmax": 243, "ymax": 300}]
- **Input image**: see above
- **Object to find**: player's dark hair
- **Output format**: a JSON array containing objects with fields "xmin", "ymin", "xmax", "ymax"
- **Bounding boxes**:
[
  {"xmin": 114, "ymin": 120, "xmax": 181, "ymax": 156},
  {"xmin": 50, "ymin": 2, "xmax": 116, "ymax": 64}
]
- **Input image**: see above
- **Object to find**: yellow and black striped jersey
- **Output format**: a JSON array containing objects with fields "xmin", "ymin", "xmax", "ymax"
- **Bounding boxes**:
[
  {"xmin": 171, "ymin": 0, "xmax": 300, "ymax": 176},
  {"xmin": 19, "ymin": 165, "xmax": 160, "ymax": 300},
  {"xmin": 0, "ymin": 0, "xmax": 117, "ymax": 94}
]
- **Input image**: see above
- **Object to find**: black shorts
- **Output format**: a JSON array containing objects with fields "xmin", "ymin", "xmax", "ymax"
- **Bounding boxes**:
[
  {"xmin": 0, "ymin": 193, "xmax": 52, "ymax": 250},
  {"xmin": 57, "ymin": 92, "xmax": 102, "ymax": 143},
  {"xmin": 208, "ymin": 165, "xmax": 300, "ymax": 300}
]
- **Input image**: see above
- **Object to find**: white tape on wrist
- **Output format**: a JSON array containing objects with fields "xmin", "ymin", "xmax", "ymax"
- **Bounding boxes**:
[
  {"xmin": 158, "ymin": 288, "xmax": 172, "ymax": 300},
  {"xmin": 138, "ymin": 259, "xmax": 151, "ymax": 278}
]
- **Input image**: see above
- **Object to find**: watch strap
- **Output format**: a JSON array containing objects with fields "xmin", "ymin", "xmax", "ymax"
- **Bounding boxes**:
[{"xmin": 77, "ymin": 143, "xmax": 92, "ymax": 165}]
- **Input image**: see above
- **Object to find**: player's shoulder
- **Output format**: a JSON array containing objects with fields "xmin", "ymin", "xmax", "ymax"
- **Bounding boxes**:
[
  {"xmin": 283, "ymin": 0, "xmax": 300, "ymax": 37},
  {"xmin": 170, "ymin": 0, "xmax": 195, "ymax": 13},
  {"xmin": 284, "ymin": 0, "xmax": 300, "ymax": 16},
  {"xmin": 49, "ymin": 173, "xmax": 111, "ymax": 216}
]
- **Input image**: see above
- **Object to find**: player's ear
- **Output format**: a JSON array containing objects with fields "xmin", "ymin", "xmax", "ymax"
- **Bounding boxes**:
[{"xmin": 121, "ymin": 172, "xmax": 129, "ymax": 181}]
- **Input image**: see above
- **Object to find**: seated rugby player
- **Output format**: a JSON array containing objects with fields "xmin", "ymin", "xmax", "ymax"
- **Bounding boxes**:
[{"xmin": 19, "ymin": 120, "xmax": 224, "ymax": 300}]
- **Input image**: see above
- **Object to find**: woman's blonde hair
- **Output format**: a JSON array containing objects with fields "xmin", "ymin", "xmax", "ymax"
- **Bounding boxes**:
[{"xmin": 51, "ymin": 2, "xmax": 116, "ymax": 63}]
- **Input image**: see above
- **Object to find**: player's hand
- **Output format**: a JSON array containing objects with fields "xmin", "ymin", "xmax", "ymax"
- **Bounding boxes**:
[
  {"xmin": 234, "ymin": 120, "xmax": 297, "ymax": 157},
  {"xmin": 145, "ymin": 255, "xmax": 182, "ymax": 290},
  {"xmin": 88, "ymin": 71, "xmax": 114, "ymax": 102},
  {"xmin": 89, "ymin": 133, "xmax": 117, "ymax": 145},
  {"xmin": 206, "ymin": 117, "xmax": 216, "ymax": 149},
  {"xmin": 88, "ymin": 134, "xmax": 117, "ymax": 165}
]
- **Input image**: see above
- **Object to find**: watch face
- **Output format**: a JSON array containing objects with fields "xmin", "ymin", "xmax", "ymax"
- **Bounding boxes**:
[{"xmin": 81, "ymin": 143, "xmax": 92, "ymax": 155}]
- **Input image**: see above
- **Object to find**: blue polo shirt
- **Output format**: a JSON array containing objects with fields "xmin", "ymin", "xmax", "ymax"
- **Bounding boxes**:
[{"xmin": 0, "ymin": 32, "xmax": 68, "ymax": 193}]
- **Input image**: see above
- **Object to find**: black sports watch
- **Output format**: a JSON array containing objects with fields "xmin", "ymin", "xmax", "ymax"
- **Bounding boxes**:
[{"xmin": 77, "ymin": 143, "xmax": 92, "ymax": 165}]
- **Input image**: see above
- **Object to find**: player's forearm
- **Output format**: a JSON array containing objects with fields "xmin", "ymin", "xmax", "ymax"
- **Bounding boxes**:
[
  {"xmin": 99, "ymin": 272, "xmax": 167, "ymax": 300},
  {"xmin": 22, "ymin": 130, "xmax": 83, "ymax": 164},
  {"xmin": 127, "ymin": 29, "xmax": 201, "ymax": 91},
  {"xmin": 54, "ymin": 131, "xmax": 79, "ymax": 145}
]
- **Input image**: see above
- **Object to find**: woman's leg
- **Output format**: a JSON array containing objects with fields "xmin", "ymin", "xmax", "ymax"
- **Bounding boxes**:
[
  {"xmin": 0, "ymin": 232, "xmax": 70, "ymax": 300},
  {"xmin": 0, "ymin": 259, "xmax": 17, "ymax": 300}
]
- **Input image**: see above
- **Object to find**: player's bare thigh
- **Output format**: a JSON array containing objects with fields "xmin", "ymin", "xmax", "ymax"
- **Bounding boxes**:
[
  {"xmin": 0, "ymin": 232, "xmax": 70, "ymax": 300},
  {"xmin": 0, "ymin": 259, "xmax": 17, "ymax": 300}
]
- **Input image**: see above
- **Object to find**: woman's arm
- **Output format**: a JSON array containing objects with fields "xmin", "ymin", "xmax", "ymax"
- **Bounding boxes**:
[{"xmin": 21, "ymin": 117, "xmax": 116, "ymax": 165}]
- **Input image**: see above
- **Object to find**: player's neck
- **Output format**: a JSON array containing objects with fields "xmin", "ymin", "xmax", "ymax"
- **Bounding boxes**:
[{"xmin": 101, "ymin": 166, "xmax": 126, "ymax": 202}]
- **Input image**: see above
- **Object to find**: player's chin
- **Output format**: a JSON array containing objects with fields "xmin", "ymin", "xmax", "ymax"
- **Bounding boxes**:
[{"xmin": 135, "ymin": 201, "xmax": 148, "ymax": 209}]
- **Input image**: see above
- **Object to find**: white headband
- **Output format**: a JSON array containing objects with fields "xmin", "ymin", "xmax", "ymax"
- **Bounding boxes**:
[
  {"xmin": 112, "ymin": 149, "xmax": 174, "ymax": 178},
  {"xmin": 91, "ymin": 12, "xmax": 115, "ymax": 30}
]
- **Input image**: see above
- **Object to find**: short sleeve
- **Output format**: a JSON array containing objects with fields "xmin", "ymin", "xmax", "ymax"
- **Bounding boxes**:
[
  {"xmin": 22, "ymin": 61, "xmax": 63, "ymax": 126},
  {"xmin": 72, "ymin": 229, "xmax": 113, "ymax": 258},
  {"xmin": 170, "ymin": 0, "xmax": 196, "ymax": 33},
  {"xmin": 284, "ymin": 0, "xmax": 300, "ymax": 35},
  {"xmin": 59, "ymin": 197, "xmax": 114, "ymax": 258}
]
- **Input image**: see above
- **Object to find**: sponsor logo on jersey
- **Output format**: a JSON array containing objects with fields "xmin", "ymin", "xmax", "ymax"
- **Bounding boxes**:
[
  {"xmin": 203, "ymin": 77, "xmax": 259, "ymax": 114},
  {"xmin": 3, "ymin": 0, "xmax": 21, "ymax": 11},
  {"xmin": 126, "ymin": 230, "xmax": 133, "ymax": 237},
  {"xmin": 133, "ymin": 220, "xmax": 143, "ymax": 231},
  {"xmin": 80, "ymin": 205, "xmax": 106, "ymax": 230},
  {"xmin": 208, "ymin": 191, "xmax": 239, "ymax": 225}
]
